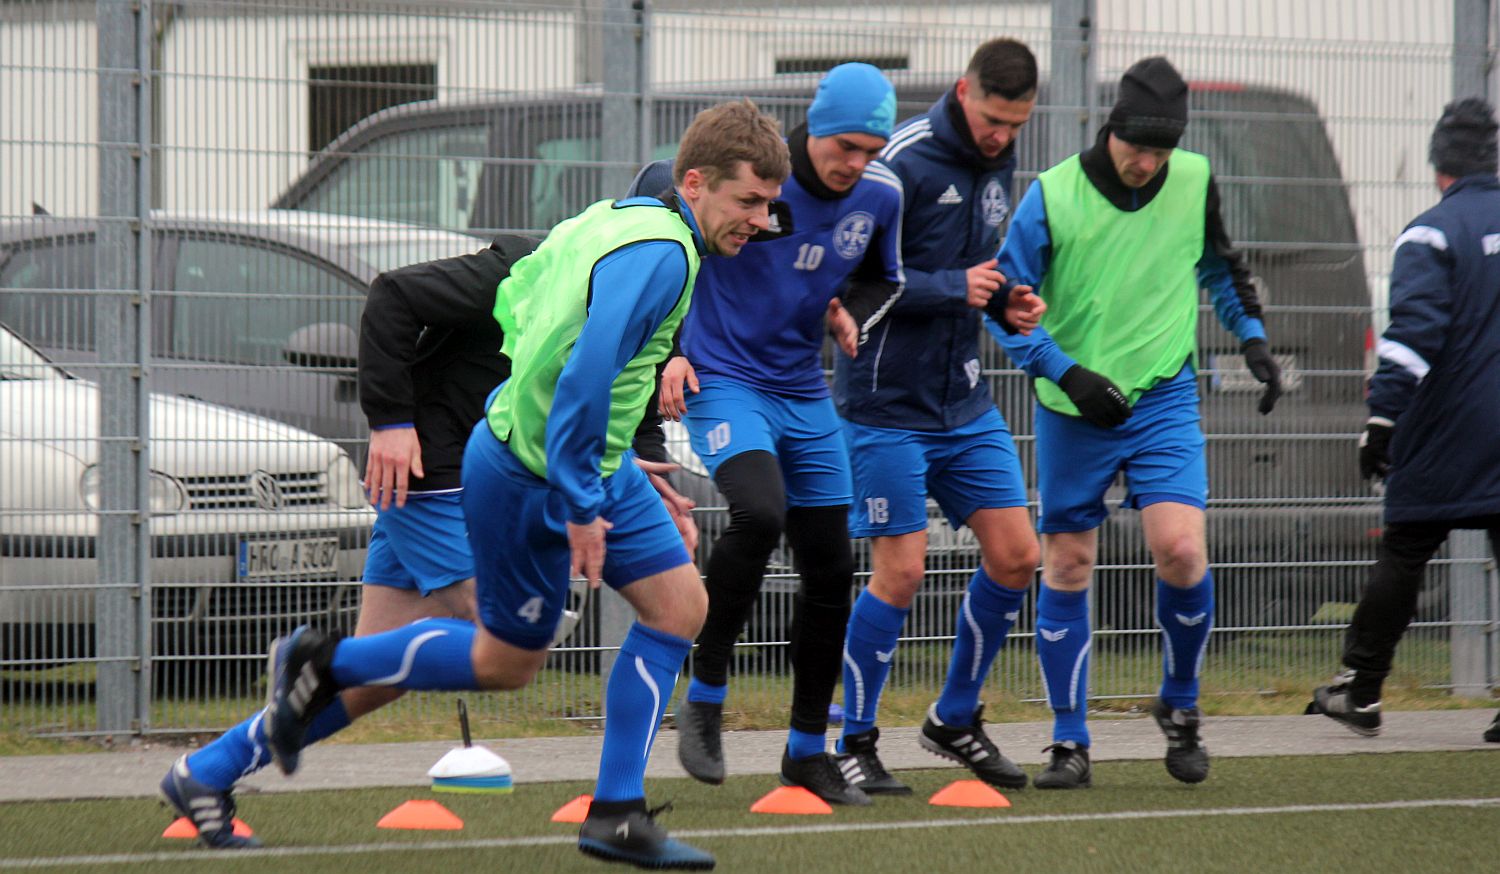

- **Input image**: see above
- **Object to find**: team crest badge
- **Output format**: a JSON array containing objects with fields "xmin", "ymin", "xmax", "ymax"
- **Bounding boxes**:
[
  {"xmin": 980, "ymin": 179, "xmax": 1009, "ymax": 227},
  {"xmin": 832, "ymin": 210, "xmax": 875, "ymax": 260}
]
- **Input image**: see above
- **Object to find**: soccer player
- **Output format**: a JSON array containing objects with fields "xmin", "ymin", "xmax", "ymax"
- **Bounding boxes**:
[
  {"xmin": 830, "ymin": 38, "xmax": 1045, "ymax": 795},
  {"xmin": 648, "ymin": 64, "xmax": 905, "ymax": 805},
  {"xmin": 258, "ymin": 100, "xmax": 790, "ymax": 870},
  {"xmin": 157, "ymin": 237, "xmax": 698, "ymax": 849},
  {"xmin": 994, "ymin": 57, "xmax": 1282, "ymax": 788}
]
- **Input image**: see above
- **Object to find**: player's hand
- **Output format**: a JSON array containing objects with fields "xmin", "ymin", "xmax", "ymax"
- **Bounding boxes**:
[
  {"xmin": 566, "ymin": 516, "xmax": 613, "ymax": 589},
  {"xmin": 1242, "ymin": 338, "xmax": 1282, "ymax": 415},
  {"xmin": 635, "ymin": 458, "xmax": 699, "ymax": 554},
  {"xmin": 827, "ymin": 298, "xmax": 859, "ymax": 358},
  {"xmin": 364, "ymin": 426, "xmax": 424, "ymax": 510},
  {"xmin": 1358, "ymin": 417, "xmax": 1394, "ymax": 481},
  {"xmin": 658, "ymin": 356, "xmax": 699, "ymax": 422},
  {"xmin": 965, "ymin": 258, "xmax": 1004, "ymax": 308},
  {"xmin": 1001, "ymin": 283, "xmax": 1045, "ymax": 334},
  {"xmin": 1058, "ymin": 365, "xmax": 1132, "ymax": 428}
]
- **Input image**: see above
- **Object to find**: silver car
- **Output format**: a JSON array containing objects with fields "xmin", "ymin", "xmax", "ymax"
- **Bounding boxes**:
[{"xmin": 0, "ymin": 319, "xmax": 373, "ymax": 682}]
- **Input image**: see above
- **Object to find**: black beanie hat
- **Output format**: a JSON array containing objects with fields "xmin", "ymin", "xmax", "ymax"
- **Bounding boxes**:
[
  {"xmin": 1429, "ymin": 97, "xmax": 1498, "ymax": 178},
  {"xmin": 1109, "ymin": 56, "xmax": 1189, "ymax": 149}
]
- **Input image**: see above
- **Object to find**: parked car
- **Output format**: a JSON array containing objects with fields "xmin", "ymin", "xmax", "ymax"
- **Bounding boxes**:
[
  {"xmin": 0, "ymin": 210, "xmax": 487, "ymax": 470},
  {"xmin": 275, "ymin": 76, "xmax": 1378, "ymax": 634},
  {"xmin": 0, "ymin": 321, "xmax": 375, "ymax": 688}
]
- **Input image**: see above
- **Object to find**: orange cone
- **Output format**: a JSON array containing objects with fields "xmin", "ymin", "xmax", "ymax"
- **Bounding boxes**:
[
  {"xmin": 928, "ymin": 780, "xmax": 1011, "ymax": 808},
  {"xmin": 749, "ymin": 785, "xmax": 834, "ymax": 815},
  {"xmin": 550, "ymin": 794, "xmax": 594, "ymax": 823},
  {"xmin": 162, "ymin": 816, "xmax": 255, "ymax": 839},
  {"xmin": 376, "ymin": 799, "xmax": 465, "ymax": 830}
]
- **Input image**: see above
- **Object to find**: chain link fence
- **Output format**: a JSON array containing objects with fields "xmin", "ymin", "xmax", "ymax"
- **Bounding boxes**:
[{"xmin": 1, "ymin": 0, "xmax": 1495, "ymax": 738}]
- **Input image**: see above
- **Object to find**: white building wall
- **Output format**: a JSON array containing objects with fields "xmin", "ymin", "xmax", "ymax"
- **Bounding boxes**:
[{"xmin": 1, "ymin": 18, "xmax": 98, "ymax": 219}]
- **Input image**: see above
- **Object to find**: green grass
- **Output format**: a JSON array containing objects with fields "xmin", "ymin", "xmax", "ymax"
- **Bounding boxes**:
[
  {"xmin": 3, "ymin": 630, "xmax": 1485, "ymax": 756},
  {"xmin": 1, "ymin": 752, "xmax": 1498, "ymax": 872}
]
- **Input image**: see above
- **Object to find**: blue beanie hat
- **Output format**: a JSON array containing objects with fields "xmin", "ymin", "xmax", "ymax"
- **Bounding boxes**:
[{"xmin": 806, "ymin": 63, "xmax": 896, "ymax": 140}]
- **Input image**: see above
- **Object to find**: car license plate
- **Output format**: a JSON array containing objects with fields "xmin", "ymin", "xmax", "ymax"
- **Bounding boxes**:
[{"xmin": 237, "ymin": 537, "xmax": 340, "ymax": 580}]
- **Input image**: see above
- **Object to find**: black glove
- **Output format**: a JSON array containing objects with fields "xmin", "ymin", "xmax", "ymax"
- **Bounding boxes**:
[
  {"xmin": 1358, "ymin": 417, "xmax": 1394, "ymax": 480},
  {"xmin": 1242, "ymin": 338, "xmax": 1282, "ymax": 415},
  {"xmin": 1058, "ymin": 365, "xmax": 1132, "ymax": 428}
]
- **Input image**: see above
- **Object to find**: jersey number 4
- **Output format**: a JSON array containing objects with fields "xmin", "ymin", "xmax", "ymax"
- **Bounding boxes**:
[
  {"xmin": 517, "ymin": 596, "xmax": 545, "ymax": 624},
  {"xmin": 792, "ymin": 243, "xmax": 825, "ymax": 271}
]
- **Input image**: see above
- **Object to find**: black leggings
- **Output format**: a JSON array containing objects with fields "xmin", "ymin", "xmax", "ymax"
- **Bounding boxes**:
[
  {"xmin": 1342, "ymin": 514, "xmax": 1500, "ymax": 679},
  {"xmin": 691, "ymin": 450, "xmax": 854, "ymax": 735}
]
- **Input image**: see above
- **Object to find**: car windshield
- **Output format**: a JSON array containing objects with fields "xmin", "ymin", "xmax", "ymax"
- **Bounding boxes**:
[{"xmin": 0, "ymin": 324, "xmax": 65, "ymax": 381}]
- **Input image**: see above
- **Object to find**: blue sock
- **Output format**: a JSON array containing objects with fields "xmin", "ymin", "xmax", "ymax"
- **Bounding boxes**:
[
  {"xmin": 1157, "ymin": 571, "xmax": 1215, "ymax": 709},
  {"xmin": 594, "ymin": 623, "xmax": 692, "ymax": 803},
  {"xmin": 936, "ymin": 567, "xmax": 1026, "ymax": 726},
  {"xmin": 329, "ymin": 618, "xmax": 478, "ymax": 691},
  {"xmin": 1037, "ymin": 585, "xmax": 1091, "ymax": 747},
  {"xmin": 786, "ymin": 727, "xmax": 826, "ymax": 760},
  {"xmin": 187, "ymin": 699, "xmax": 350, "ymax": 791},
  {"xmin": 838, "ymin": 589, "xmax": 909, "ymax": 750},
  {"xmin": 687, "ymin": 677, "xmax": 727, "ymax": 705}
]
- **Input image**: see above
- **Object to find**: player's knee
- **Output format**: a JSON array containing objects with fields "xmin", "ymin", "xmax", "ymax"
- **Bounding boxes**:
[
  {"xmin": 983, "ymin": 540, "xmax": 1040, "ymax": 587},
  {"xmin": 874, "ymin": 560, "xmax": 925, "ymax": 604},
  {"xmin": 1152, "ymin": 534, "xmax": 1206, "ymax": 583},
  {"xmin": 726, "ymin": 500, "xmax": 784, "ymax": 549},
  {"xmin": 473, "ymin": 657, "xmax": 542, "ymax": 691}
]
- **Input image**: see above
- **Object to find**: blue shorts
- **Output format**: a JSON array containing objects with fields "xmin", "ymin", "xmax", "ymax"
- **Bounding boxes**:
[
  {"xmin": 684, "ymin": 378, "xmax": 851, "ymax": 507},
  {"xmin": 362, "ymin": 492, "xmax": 475, "ymax": 596},
  {"xmin": 462, "ymin": 422, "xmax": 692, "ymax": 651},
  {"xmin": 1036, "ymin": 366, "xmax": 1206, "ymax": 533},
  {"xmin": 843, "ymin": 407, "xmax": 1028, "ymax": 538}
]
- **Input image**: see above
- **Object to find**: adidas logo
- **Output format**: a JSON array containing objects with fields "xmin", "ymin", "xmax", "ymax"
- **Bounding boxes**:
[
  {"xmin": 1174, "ymin": 612, "xmax": 1208, "ymax": 627},
  {"xmin": 1039, "ymin": 628, "xmax": 1068, "ymax": 642},
  {"xmin": 874, "ymin": 649, "xmax": 895, "ymax": 664},
  {"xmin": 1004, "ymin": 611, "xmax": 1020, "ymax": 622},
  {"xmin": 936, "ymin": 184, "xmax": 963, "ymax": 205}
]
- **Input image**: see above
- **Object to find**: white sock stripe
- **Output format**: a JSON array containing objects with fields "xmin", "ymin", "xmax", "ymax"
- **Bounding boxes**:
[
  {"xmin": 1069, "ymin": 640, "xmax": 1092, "ymax": 712},
  {"xmin": 961, "ymin": 594, "xmax": 984, "ymax": 681},
  {"xmin": 1157, "ymin": 618, "xmax": 1177, "ymax": 677},
  {"xmin": 365, "ymin": 629, "xmax": 447, "ymax": 687},
  {"xmin": 634, "ymin": 655, "xmax": 662, "ymax": 761},
  {"xmin": 843, "ymin": 647, "xmax": 866, "ymax": 720},
  {"xmin": 241, "ymin": 711, "xmax": 267, "ymax": 778}
]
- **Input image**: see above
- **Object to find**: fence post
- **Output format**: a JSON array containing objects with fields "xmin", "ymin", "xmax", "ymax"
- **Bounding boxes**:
[
  {"xmin": 596, "ymin": 0, "xmax": 648, "ymax": 682},
  {"xmin": 1449, "ymin": 531, "xmax": 1491, "ymax": 698},
  {"xmin": 1453, "ymin": 0, "xmax": 1489, "ymax": 101},
  {"xmin": 95, "ymin": 0, "xmax": 148, "ymax": 736},
  {"xmin": 1049, "ymin": 0, "xmax": 1097, "ymax": 167}
]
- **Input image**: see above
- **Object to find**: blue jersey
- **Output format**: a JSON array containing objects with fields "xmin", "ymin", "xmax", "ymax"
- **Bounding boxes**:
[{"xmin": 668, "ymin": 156, "xmax": 905, "ymax": 399}]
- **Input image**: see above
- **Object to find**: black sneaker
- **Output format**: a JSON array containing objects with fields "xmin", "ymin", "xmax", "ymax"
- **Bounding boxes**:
[
  {"xmin": 264, "ymin": 626, "xmax": 341, "ymax": 775},
  {"xmin": 1033, "ymin": 741, "xmax": 1092, "ymax": 789},
  {"xmin": 780, "ymin": 749, "xmax": 872, "ymax": 806},
  {"xmin": 1485, "ymin": 711, "xmax": 1500, "ymax": 744},
  {"xmin": 918, "ymin": 703, "xmax": 1027, "ymax": 789},
  {"xmin": 674, "ymin": 700, "xmax": 726, "ymax": 785},
  {"xmin": 578, "ymin": 800, "xmax": 715, "ymax": 870},
  {"xmin": 159, "ymin": 755, "xmax": 262, "ymax": 849},
  {"xmin": 1308, "ymin": 671, "xmax": 1382, "ymax": 737},
  {"xmin": 1150, "ymin": 699, "xmax": 1210, "ymax": 784},
  {"xmin": 834, "ymin": 728, "xmax": 911, "ymax": 796}
]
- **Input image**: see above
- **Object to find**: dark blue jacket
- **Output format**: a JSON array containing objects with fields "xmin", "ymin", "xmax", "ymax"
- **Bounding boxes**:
[
  {"xmin": 1370, "ymin": 174, "xmax": 1500, "ymax": 522},
  {"xmin": 833, "ymin": 90, "xmax": 1016, "ymax": 431}
]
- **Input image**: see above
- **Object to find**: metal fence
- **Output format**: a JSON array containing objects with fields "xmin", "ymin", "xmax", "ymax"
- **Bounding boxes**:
[{"xmin": 1, "ymin": 0, "xmax": 1496, "ymax": 738}]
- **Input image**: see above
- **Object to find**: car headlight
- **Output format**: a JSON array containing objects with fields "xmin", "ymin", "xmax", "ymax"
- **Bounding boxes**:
[
  {"xmin": 79, "ymin": 465, "xmax": 187, "ymax": 514},
  {"xmin": 327, "ymin": 453, "xmax": 366, "ymax": 509}
]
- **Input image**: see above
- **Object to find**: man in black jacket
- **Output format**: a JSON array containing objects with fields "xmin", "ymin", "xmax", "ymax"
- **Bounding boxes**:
[{"xmin": 160, "ymin": 235, "xmax": 696, "ymax": 849}]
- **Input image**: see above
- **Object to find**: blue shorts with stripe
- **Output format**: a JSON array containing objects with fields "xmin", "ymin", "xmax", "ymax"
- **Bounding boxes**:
[
  {"xmin": 1037, "ymin": 366, "xmax": 1206, "ymax": 534},
  {"xmin": 462, "ymin": 421, "xmax": 692, "ymax": 651},
  {"xmin": 842, "ymin": 407, "xmax": 1028, "ymax": 539},
  {"xmin": 362, "ymin": 491, "xmax": 475, "ymax": 596},
  {"xmin": 683, "ymin": 378, "xmax": 851, "ymax": 507}
]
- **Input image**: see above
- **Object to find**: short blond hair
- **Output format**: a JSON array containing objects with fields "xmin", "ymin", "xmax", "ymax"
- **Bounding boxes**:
[{"xmin": 673, "ymin": 99, "xmax": 790, "ymax": 189}]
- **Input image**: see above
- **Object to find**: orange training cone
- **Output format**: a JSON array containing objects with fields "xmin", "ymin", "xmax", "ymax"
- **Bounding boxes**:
[
  {"xmin": 550, "ymin": 794, "xmax": 594, "ymax": 823},
  {"xmin": 928, "ymin": 780, "xmax": 1011, "ymax": 808},
  {"xmin": 376, "ymin": 799, "xmax": 465, "ymax": 830},
  {"xmin": 750, "ymin": 785, "xmax": 834, "ymax": 815},
  {"xmin": 162, "ymin": 816, "xmax": 255, "ymax": 839}
]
